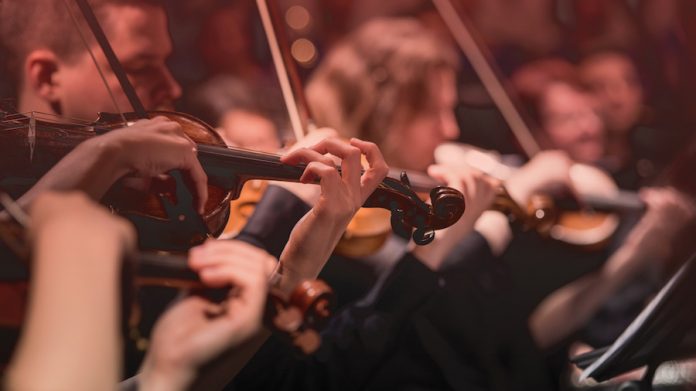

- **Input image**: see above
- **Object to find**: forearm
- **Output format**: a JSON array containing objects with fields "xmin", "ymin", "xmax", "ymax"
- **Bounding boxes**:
[
  {"xmin": 235, "ymin": 186, "xmax": 311, "ymax": 258},
  {"xmin": 17, "ymin": 137, "xmax": 125, "ymax": 207},
  {"xmin": 6, "ymin": 221, "xmax": 124, "ymax": 390},
  {"xmin": 530, "ymin": 242, "xmax": 647, "ymax": 350},
  {"xmin": 277, "ymin": 209, "xmax": 350, "ymax": 295}
]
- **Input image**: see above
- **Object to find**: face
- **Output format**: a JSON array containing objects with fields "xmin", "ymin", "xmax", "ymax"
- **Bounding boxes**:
[
  {"xmin": 386, "ymin": 69, "xmax": 460, "ymax": 171},
  {"xmin": 217, "ymin": 110, "xmax": 280, "ymax": 153},
  {"xmin": 579, "ymin": 53, "xmax": 643, "ymax": 135},
  {"xmin": 54, "ymin": 4, "xmax": 181, "ymax": 120},
  {"xmin": 540, "ymin": 83, "xmax": 606, "ymax": 164}
]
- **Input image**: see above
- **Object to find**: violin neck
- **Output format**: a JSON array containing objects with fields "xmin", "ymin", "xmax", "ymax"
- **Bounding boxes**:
[
  {"xmin": 196, "ymin": 144, "xmax": 306, "ymax": 193},
  {"xmin": 582, "ymin": 191, "xmax": 645, "ymax": 213},
  {"xmin": 387, "ymin": 168, "xmax": 443, "ymax": 193}
]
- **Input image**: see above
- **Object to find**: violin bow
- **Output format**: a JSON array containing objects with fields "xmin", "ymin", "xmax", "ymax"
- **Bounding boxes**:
[
  {"xmin": 62, "ymin": 0, "xmax": 146, "ymax": 121},
  {"xmin": 255, "ymin": 0, "xmax": 315, "ymax": 141},
  {"xmin": 431, "ymin": 0, "xmax": 541, "ymax": 158}
]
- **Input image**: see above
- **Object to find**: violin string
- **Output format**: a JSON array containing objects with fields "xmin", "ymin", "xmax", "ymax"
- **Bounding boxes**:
[{"xmin": 60, "ymin": 0, "xmax": 128, "ymax": 125}]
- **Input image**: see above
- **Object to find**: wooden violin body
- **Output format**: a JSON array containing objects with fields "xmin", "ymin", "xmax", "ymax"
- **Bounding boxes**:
[
  {"xmin": 0, "ymin": 111, "xmax": 465, "ymax": 251},
  {"xmin": 436, "ymin": 142, "xmax": 646, "ymax": 249}
]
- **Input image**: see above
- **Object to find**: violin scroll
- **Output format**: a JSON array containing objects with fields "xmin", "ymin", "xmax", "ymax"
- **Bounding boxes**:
[
  {"xmin": 361, "ymin": 171, "xmax": 465, "ymax": 244},
  {"xmin": 267, "ymin": 280, "xmax": 334, "ymax": 355}
]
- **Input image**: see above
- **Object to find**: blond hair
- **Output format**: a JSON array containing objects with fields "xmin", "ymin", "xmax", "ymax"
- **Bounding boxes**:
[{"xmin": 307, "ymin": 18, "xmax": 457, "ymax": 149}]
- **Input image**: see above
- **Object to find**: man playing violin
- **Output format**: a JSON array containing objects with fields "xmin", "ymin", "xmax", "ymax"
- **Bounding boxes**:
[
  {"xmin": 0, "ymin": 1, "xmax": 395, "ymax": 388},
  {"xmin": 2, "ymin": 0, "xmax": 179, "ymax": 119},
  {"xmin": 0, "ymin": 0, "xmax": 210, "ymax": 211}
]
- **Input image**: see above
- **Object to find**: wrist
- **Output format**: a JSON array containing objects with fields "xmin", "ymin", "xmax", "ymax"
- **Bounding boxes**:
[
  {"xmin": 138, "ymin": 357, "xmax": 195, "ymax": 391},
  {"xmin": 87, "ymin": 132, "xmax": 132, "ymax": 179},
  {"xmin": 277, "ymin": 209, "xmax": 347, "ymax": 291}
]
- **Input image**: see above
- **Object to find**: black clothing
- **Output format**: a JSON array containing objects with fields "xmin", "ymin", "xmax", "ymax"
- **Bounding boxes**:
[{"xmin": 231, "ymin": 185, "xmax": 553, "ymax": 390}]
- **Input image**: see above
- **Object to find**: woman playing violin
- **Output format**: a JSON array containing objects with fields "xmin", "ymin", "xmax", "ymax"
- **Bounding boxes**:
[{"xmin": 228, "ymin": 17, "xmax": 581, "ymax": 391}]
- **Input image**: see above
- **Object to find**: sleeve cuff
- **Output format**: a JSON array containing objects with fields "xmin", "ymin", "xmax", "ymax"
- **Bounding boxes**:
[{"xmin": 235, "ymin": 185, "xmax": 311, "ymax": 258}]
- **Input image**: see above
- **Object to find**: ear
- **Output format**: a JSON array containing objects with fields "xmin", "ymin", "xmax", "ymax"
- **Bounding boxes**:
[{"xmin": 24, "ymin": 50, "xmax": 62, "ymax": 104}]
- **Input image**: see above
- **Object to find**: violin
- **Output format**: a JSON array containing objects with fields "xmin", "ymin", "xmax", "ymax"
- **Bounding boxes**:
[
  {"xmin": 334, "ymin": 166, "xmax": 553, "ymax": 258},
  {"xmin": 0, "ymin": 195, "xmax": 332, "ymax": 355},
  {"xmin": 212, "ymin": 0, "xmax": 466, "ymax": 257},
  {"xmin": 436, "ymin": 143, "xmax": 646, "ymax": 248},
  {"xmin": 0, "ymin": 110, "xmax": 465, "ymax": 251}
]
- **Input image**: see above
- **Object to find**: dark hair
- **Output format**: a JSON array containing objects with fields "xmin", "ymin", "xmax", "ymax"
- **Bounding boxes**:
[
  {"xmin": 663, "ymin": 138, "xmax": 696, "ymax": 197},
  {"xmin": 0, "ymin": 0, "xmax": 163, "ymax": 79},
  {"xmin": 186, "ymin": 75, "xmax": 287, "ymax": 138},
  {"xmin": 511, "ymin": 57, "xmax": 584, "ymax": 130}
]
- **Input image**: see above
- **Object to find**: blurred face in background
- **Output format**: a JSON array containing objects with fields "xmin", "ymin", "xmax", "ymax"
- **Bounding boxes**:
[
  {"xmin": 579, "ymin": 52, "xmax": 643, "ymax": 136},
  {"xmin": 540, "ymin": 82, "xmax": 606, "ymax": 164},
  {"xmin": 217, "ymin": 109, "xmax": 280, "ymax": 153},
  {"xmin": 385, "ymin": 68, "xmax": 460, "ymax": 172}
]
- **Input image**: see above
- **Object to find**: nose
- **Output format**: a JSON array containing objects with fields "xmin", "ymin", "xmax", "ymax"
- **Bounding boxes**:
[
  {"xmin": 440, "ymin": 110, "xmax": 460, "ymax": 140},
  {"xmin": 154, "ymin": 66, "xmax": 182, "ymax": 106}
]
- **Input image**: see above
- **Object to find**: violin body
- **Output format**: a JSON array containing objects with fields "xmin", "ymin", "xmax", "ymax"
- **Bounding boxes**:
[
  {"xmin": 435, "ymin": 142, "xmax": 645, "ymax": 249},
  {"xmin": 0, "ymin": 111, "xmax": 466, "ymax": 251},
  {"xmin": 0, "ymin": 111, "xmax": 233, "ymax": 249}
]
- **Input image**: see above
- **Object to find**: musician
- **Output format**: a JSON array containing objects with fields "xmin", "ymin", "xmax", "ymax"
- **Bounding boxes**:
[
  {"xmin": 0, "ymin": 0, "xmax": 211, "ymax": 212},
  {"xmin": 0, "ymin": 0, "xmax": 397, "ymax": 388},
  {"xmin": 228, "ymin": 18, "xmax": 587, "ymax": 391},
  {"xmin": 3, "ymin": 192, "xmax": 276, "ymax": 391},
  {"xmin": 498, "ymin": 57, "xmax": 696, "ymax": 384},
  {"xmin": 579, "ymin": 48, "xmax": 685, "ymax": 188}
]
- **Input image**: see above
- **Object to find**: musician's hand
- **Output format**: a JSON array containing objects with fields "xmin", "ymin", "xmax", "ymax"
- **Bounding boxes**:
[
  {"xmin": 16, "ymin": 117, "xmax": 208, "ymax": 213},
  {"xmin": 506, "ymin": 150, "xmax": 574, "ymax": 205},
  {"xmin": 271, "ymin": 127, "xmax": 338, "ymax": 205},
  {"xmin": 412, "ymin": 164, "xmax": 499, "ymax": 270},
  {"xmin": 283, "ymin": 138, "xmax": 387, "ymax": 222},
  {"xmin": 139, "ymin": 240, "xmax": 275, "ymax": 391},
  {"xmin": 94, "ymin": 116, "xmax": 208, "ymax": 213},
  {"xmin": 276, "ymin": 137, "xmax": 388, "ymax": 295}
]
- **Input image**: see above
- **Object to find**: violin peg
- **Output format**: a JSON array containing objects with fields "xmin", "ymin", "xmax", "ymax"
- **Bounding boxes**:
[{"xmin": 412, "ymin": 227, "xmax": 435, "ymax": 246}]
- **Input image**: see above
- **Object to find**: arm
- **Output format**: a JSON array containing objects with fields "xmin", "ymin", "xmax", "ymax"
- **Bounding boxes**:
[
  {"xmin": 17, "ymin": 116, "xmax": 208, "ymax": 213},
  {"xmin": 478, "ymin": 150, "xmax": 576, "ymax": 256},
  {"xmin": 530, "ymin": 187, "xmax": 696, "ymax": 350},
  {"xmin": 274, "ymin": 138, "xmax": 388, "ymax": 294},
  {"xmin": 5, "ymin": 192, "xmax": 135, "ymax": 391},
  {"xmin": 136, "ymin": 137, "xmax": 388, "ymax": 390},
  {"xmin": 137, "ymin": 240, "xmax": 275, "ymax": 391}
]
